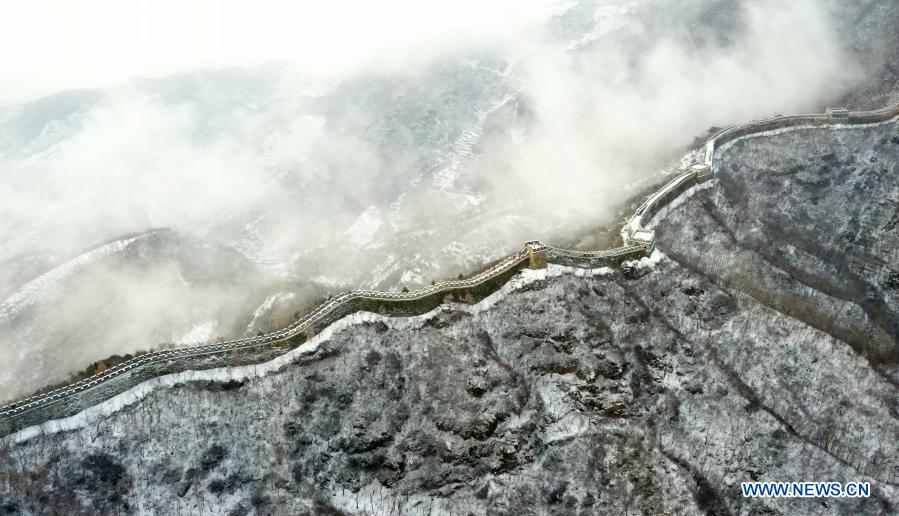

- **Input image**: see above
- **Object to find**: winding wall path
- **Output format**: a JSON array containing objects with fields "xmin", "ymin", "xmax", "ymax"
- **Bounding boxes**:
[{"xmin": 1, "ymin": 101, "xmax": 897, "ymax": 438}]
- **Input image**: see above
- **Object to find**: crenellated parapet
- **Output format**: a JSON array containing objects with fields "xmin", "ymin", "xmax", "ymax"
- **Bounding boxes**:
[
  {"xmin": 2, "ymin": 101, "xmax": 898, "ymax": 439},
  {"xmin": 622, "ymin": 101, "xmax": 899, "ymax": 247},
  {"xmin": 825, "ymin": 107, "xmax": 850, "ymax": 118}
]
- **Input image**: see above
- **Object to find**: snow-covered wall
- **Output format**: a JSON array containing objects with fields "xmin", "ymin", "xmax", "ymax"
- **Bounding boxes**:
[{"xmin": 0, "ymin": 101, "xmax": 897, "ymax": 440}]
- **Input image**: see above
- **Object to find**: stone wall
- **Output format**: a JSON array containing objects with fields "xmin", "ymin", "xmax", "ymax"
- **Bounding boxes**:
[{"xmin": 1, "ymin": 101, "xmax": 897, "ymax": 439}]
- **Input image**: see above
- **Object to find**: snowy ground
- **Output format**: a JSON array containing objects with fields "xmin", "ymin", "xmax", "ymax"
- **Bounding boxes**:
[
  {"xmin": 3, "ymin": 0, "xmax": 896, "ymax": 404},
  {"xmin": 2, "ymin": 120, "xmax": 898, "ymax": 514}
]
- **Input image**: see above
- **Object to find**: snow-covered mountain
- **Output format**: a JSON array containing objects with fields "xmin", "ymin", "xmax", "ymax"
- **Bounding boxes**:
[
  {"xmin": 3, "ymin": 111, "xmax": 898, "ymax": 515},
  {"xmin": 0, "ymin": 0, "xmax": 894, "ymax": 402}
]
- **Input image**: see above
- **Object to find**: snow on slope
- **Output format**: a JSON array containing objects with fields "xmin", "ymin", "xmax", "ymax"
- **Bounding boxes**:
[{"xmin": 0, "ymin": 237, "xmax": 138, "ymax": 322}]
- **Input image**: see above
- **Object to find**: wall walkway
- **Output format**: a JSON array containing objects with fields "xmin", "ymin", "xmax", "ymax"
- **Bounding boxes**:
[{"xmin": 1, "ymin": 101, "xmax": 897, "ymax": 438}]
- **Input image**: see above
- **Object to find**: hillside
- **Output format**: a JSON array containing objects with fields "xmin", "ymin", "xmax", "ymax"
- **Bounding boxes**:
[{"xmin": 1, "ymin": 109, "xmax": 896, "ymax": 515}]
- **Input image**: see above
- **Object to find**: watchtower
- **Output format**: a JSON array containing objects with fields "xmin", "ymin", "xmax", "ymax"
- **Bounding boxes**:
[
  {"xmin": 689, "ymin": 162, "xmax": 713, "ymax": 183},
  {"xmin": 525, "ymin": 240, "xmax": 548, "ymax": 269},
  {"xmin": 825, "ymin": 107, "xmax": 849, "ymax": 119},
  {"xmin": 628, "ymin": 229, "xmax": 655, "ymax": 252}
]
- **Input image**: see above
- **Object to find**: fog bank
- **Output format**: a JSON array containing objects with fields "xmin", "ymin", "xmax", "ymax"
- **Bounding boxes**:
[{"xmin": 0, "ymin": 0, "xmax": 891, "ymax": 401}]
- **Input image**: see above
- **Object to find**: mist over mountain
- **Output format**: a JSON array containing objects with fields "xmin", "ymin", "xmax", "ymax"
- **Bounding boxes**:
[
  {"xmin": 0, "ymin": 0, "xmax": 895, "ymax": 402},
  {"xmin": 3, "ymin": 80, "xmax": 898, "ymax": 516}
]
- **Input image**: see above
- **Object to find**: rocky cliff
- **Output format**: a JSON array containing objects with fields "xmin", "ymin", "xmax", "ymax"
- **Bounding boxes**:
[{"xmin": 1, "ymin": 119, "xmax": 898, "ymax": 515}]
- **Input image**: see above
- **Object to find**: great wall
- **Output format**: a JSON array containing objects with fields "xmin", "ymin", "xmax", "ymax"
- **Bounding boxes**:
[{"xmin": 1, "ymin": 101, "xmax": 897, "ymax": 439}]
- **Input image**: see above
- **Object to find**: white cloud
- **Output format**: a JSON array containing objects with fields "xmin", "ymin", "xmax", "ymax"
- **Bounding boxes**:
[{"xmin": 0, "ymin": 0, "xmax": 559, "ymax": 103}]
